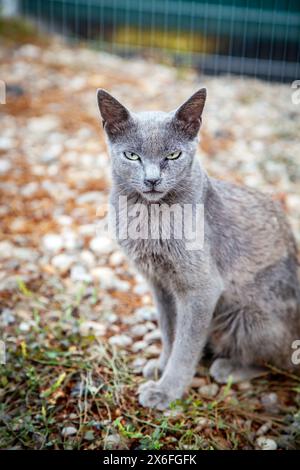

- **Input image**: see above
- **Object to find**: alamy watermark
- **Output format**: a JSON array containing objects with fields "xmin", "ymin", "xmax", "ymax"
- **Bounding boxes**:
[
  {"xmin": 291, "ymin": 80, "xmax": 300, "ymax": 105},
  {"xmin": 291, "ymin": 340, "xmax": 300, "ymax": 365},
  {"xmin": 0, "ymin": 80, "xmax": 6, "ymax": 104},
  {"xmin": 95, "ymin": 196, "xmax": 205, "ymax": 251},
  {"xmin": 0, "ymin": 340, "xmax": 6, "ymax": 365}
]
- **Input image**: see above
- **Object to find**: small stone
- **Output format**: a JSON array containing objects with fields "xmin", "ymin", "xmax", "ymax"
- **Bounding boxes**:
[
  {"xmin": 135, "ymin": 306, "xmax": 158, "ymax": 322},
  {"xmin": 199, "ymin": 383, "xmax": 219, "ymax": 398},
  {"xmin": 91, "ymin": 267, "xmax": 129, "ymax": 291},
  {"xmin": 0, "ymin": 241, "xmax": 13, "ymax": 258},
  {"xmin": 256, "ymin": 437, "xmax": 277, "ymax": 450},
  {"xmin": 0, "ymin": 137, "xmax": 14, "ymax": 151},
  {"xmin": 79, "ymin": 321, "xmax": 106, "ymax": 337},
  {"xmin": 163, "ymin": 408, "xmax": 184, "ymax": 418},
  {"xmin": 43, "ymin": 234, "xmax": 63, "ymax": 253},
  {"xmin": 55, "ymin": 215, "xmax": 73, "ymax": 226},
  {"xmin": 19, "ymin": 44, "xmax": 41, "ymax": 58},
  {"xmin": 261, "ymin": 393, "xmax": 279, "ymax": 413},
  {"xmin": 21, "ymin": 182, "xmax": 39, "ymax": 197},
  {"xmin": 144, "ymin": 329, "xmax": 161, "ymax": 343},
  {"xmin": 133, "ymin": 283, "xmax": 149, "ymax": 295},
  {"xmin": 114, "ymin": 279, "xmax": 130, "ymax": 292},
  {"xmin": 84, "ymin": 430, "xmax": 95, "ymax": 441},
  {"xmin": 256, "ymin": 421, "xmax": 272, "ymax": 437},
  {"xmin": 63, "ymin": 230, "xmax": 81, "ymax": 250},
  {"xmin": 144, "ymin": 321, "xmax": 156, "ymax": 330},
  {"xmin": 104, "ymin": 312, "xmax": 118, "ymax": 324},
  {"xmin": 141, "ymin": 294, "xmax": 152, "ymax": 304},
  {"xmin": 195, "ymin": 417, "xmax": 210, "ymax": 430},
  {"xmin": 121, "ymin": 315, "xmax": 138, "ymax": 326},
  {"xmin": 19, "ymin": 321, "xmax": 31, "ymax": 332},
  {"xmin": 62, "ymin": 426, "xmax": 77, "ymax": 437},
  {"xmin": 130, "ymin": 324, "xmax": 148, "ymax": 337},
  {"xmin": 237, "ymin": 381, "xmax": 252, "ymax": 391},
  {"xmin": 51, "ymin": 254, "xmax": 74, "ymax": 273},
  {"xmin": 28, "ymin": 115, "xmax": 60, "ymax": 134},
  {"xmin": 70, "ymin": 265, "xmax": 92, "ymax": 283},
  {"xmin": 0, "ymin": 159, "xmax": 11, "ymax": 173},
  {"xmin": 90, "ymin": 236, "xmax": 114, "ymax": 255},
  {"xmin": 77, "ymin": 191, "xmax": 103, "ymax": 204},
  {"xmin": 145, "ymin": 344, "xmax": 161, "ymax": 356},
  {"xmin": 131, "ymin": 357, "xmax": 146, "ymax": 372},
  {"xmin": 131, "ymin": 340, "xmax": 148, "ymax": 352},
  {"xmin": 41, "ymin": 143, "xmax": 63, "ymax": 164},
  {"xmin": 104, "ymin": 433, "xmax": 121, "ymax": 449},
  {"xmin": 108, "ymin": 334, "xmax": 133, "ymax": 347},
  {"xmin": 109, "ymin": 251, "xmax": 125, "ymax": 266},
  {"xmin": 191, "ymin": 377, "xmax": 207, "ymax": 388},
  {"xmin": 91, "ymin": 267, "xmax": 115, "ymax": 289},
  {"xmin": 80, "ymin": 250, "xmax": 95, "ymax": 267},
  {"xmin": 1, "ymin": 308, "xmax": 15, "ymax": 325}
]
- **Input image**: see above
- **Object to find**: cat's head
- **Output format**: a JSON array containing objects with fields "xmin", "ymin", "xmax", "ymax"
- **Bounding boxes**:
[{"xmin": 97, "ymin": 88, "xmax": 206, "ymax": 201}]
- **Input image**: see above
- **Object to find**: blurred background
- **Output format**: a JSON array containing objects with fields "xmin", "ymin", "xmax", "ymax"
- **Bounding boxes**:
[
  {"xmin": 12, "ymin": 0, "xmax": 300, "ymax": 82},
  {"xmin": 0, "ymin": 0, "xmax": 300, "ymax": 451}
]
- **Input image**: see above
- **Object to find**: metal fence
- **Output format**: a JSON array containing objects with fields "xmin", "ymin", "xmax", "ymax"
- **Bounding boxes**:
[{"xmin": 17, "ymin": 0, "xmax": 300, "ymax": 82}]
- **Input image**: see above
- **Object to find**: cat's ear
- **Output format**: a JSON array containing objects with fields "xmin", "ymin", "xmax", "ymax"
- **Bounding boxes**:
[
  {"xmin": 173, "ymin": 88, "xmax": 207, "ymax": 138},
  {"xmin": 97, "ymin": 89, "xmax": 131, "ymax": 137}
]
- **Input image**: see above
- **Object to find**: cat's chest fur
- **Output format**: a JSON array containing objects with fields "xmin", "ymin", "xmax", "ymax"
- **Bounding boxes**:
[
  {"xmin": 121, "ymin": 236, "xmax": 182, "ymax": 281},
  {"xmin": 111, "ymin": 195, "xmax": 191, "ymax": 285}
]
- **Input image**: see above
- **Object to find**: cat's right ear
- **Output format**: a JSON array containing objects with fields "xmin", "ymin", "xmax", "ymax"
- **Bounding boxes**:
[
  {"xmin": 173, "ymin": 88, "xmax": 207, "ymax": 138},
  {"xmin": 96, "ymin": 89, "xmax": 131, "ymax": 138}
]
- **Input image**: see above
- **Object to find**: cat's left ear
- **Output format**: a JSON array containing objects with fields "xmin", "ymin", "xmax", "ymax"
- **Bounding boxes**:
[
  {"xmin": 97, "ymin": 89, "xmax": 132, "ymax": 138},
  {"xmin": 173, "ymin": 88, "xmax": 207, "ymax": 138}
]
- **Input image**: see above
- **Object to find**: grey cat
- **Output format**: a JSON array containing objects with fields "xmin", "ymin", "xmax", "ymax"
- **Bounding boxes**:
[{"xmin": 97, "ymin": 88, "xmax": 300, "ymax": 410}]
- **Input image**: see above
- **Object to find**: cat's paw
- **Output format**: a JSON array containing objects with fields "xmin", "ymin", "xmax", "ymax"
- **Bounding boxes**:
[
  {"xmin": 210, "ymin": 358, "xmax": 267, "ymax": 384},
  {"xmin": 142, "ymin": 359, "xmax": 162, "ymax": 379},
  {"xmin": 138, "ymin": 380, "xmax": 175, "ymax": 410},
  {"xmin": 209, "ymin": 358, "xmax": 235, "ymax": 383}
]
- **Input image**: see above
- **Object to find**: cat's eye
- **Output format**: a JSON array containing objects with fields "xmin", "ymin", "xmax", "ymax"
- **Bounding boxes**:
[
  {"xmin": 123, "ymin": 151, "xmax": 140, "ymax": 161},
  {"xmin": 166, "ymin": 151, "xmax": 182, "ymax": 160}
]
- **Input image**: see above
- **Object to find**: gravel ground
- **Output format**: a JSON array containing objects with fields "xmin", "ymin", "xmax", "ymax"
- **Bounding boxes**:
[{"xmin": 1, "ymin": 38, "xmax": 300, "ymax": 450}]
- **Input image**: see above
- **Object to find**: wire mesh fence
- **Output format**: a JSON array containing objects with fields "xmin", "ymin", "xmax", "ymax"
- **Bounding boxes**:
[{"xmin": 12, "ymin": 0, "xmax": 300, "ymax": 82}]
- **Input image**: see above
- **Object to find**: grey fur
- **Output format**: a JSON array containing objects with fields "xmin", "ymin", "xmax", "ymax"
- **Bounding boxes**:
[{"xmin": 97, "ymin": 88, "xmax": 300, "ymax": 410}]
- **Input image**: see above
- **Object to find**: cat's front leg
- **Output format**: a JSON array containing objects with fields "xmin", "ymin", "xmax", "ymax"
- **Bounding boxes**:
[
  {"xmin": 143, "ymin": 283, "xmax": 176, "ymax": 379},
  {"xmin": 139, "ymin": 286, "xmax": 221, "ymax": 410}
]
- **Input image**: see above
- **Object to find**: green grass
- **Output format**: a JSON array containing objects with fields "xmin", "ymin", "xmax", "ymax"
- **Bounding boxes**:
[{"xmin": 1, "ymin": 280, "xmax": 300, "ymax": 449}]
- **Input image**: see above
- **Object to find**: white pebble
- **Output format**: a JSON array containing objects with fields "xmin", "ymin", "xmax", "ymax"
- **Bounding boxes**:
[
  {"xmin": 0, "ymin": 137, "xmax": 14, "ymax": 151},
  {"xmin": 130, "ymin": 324, "xmax": 148, "ymax": 337},
  {"xmin": 109, "ymin": 251, "xmax": 125, "ymax": 266},
  {"xmin": 256, "ymin": 437, "xmax": 277, "ymax": 450},
  {"xmin": 79, "ymin": 321, "xmax": 106, "ymax": 337},
  {"xmin": 131, "ymin": 340, "xmax": 148, "ymax": 352},
  {"xmin": 62, "ymin": 426, "xmax": 77, "ymax": 437},
  {"xmin": 80, "ymin": 250, "xmax": 95, "ymax": 267},
  {"xmin": 70, "ymin": 265, "xmax": 92, "ymax": 283},
  {"xmin": 43, "ymin": 234, "xmax": 63, "ymax": 253},
  {"xmin": 108, "ymin": 335, "xmax": 132, "ymax": 347},
  {"xmin": 51, "ymin": 254, "xmax": 74, "ymax": 273},
  {"xmin": 135, "ymin": 306, "xmax": 158, "ymax": 322},
  {"xmin": 108, "ymin": 334, "xmax": 133, "ymax": 347},
  {"xmin": 89, "ymin": 236, "xmax": 115, "ymax": 255},
  {"xmin": 199, "ymin": 383, "xmax": 219, "ymax": 398},
  {"xmin": 144, "ymin": 329, "xmax": 161, "ymax": 343},
  {"xmin": 0, "ymin": 159, "xmax": 11, "ymax": 173}
]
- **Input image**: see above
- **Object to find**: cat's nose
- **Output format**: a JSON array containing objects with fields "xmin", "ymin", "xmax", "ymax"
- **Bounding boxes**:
[{"xmin": 144, "ymin": 177, "xmax": 162, "ymax": 187}]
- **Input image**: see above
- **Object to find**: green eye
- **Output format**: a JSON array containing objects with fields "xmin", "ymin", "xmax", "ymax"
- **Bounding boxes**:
[
  {"xmin": 124, "ymin": 151, "xmax": 140, "ymax": 161},
  {"xmin": 166, "ymin": 151, "xmax": 182, "ymax": 160}
]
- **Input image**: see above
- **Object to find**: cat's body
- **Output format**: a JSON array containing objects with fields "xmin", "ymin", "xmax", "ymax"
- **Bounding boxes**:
[{"xmin": 97, "ymin": 88, "xmax": 300, "ymax": 409}]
